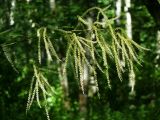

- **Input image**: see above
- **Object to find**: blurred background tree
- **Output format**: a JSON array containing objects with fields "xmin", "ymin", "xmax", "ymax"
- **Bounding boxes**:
[{"xmin": 0, "ymin": 0, "xmax": 160, "ymax": 120}]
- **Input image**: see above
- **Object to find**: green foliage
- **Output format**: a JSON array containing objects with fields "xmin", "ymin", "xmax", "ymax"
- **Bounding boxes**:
[{"xmin": 0, "ymin": 1, "xmax": 159, "ymax": 120}]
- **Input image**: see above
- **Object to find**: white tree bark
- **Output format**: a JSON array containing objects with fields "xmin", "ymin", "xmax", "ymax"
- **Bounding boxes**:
[
  {"xmin": 10, "ymin": 0, "xmax": 16, "ymax": 25},
  {"xmin": 49, "ymin": 0, "xmax": 55, "ymax": 11},
  {"xmin": 58, "ymin": 62, "xmax": 70, "ymax": 110},
  {"xmin": 124, "ymin": 0, "xmax": 135, "ymax": 95},
  {"xmin": 26, "ymin": 0, "xmax": 31, "ymax": 3},
  {"xmin": 86, "ymin": 17, "xmax": 97, "ymax": 97},
  {"xmin": 115, "ymin": 0, "xmax": 122, "ymax": 25},
  {"xmin": 124, "ymin": 0, "xmax": 132, "ymax": 39},
  {"xmin": 79, "ymin": 17, "xmax": 93, "ymax": 120},
  {"xmin": 155, "ymin": 30, "xmax": 160, "ymax": 68},
  {"xmin": 156, "ymin": 31, "xmax": 160, "ymax": 55}
]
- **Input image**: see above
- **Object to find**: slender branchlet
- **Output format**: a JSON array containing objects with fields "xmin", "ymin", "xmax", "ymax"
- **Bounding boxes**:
[
  {"xmin": 26, "ymin": 65, "xmax": 55, "ymax": 119},
  {"xmin": 60, "ymin": 7, "xmax": 147, "ymax": 92},
  {"xmin": 16, "ymin": 7, "xmax": 147, "ymax": 120},
  {"xmin": 37, "ymin": 27, "xmax": 61, "ymax": 64}
]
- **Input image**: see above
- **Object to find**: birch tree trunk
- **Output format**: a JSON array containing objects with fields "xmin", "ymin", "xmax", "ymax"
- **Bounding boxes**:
[
  {"xmin": 124, "ymin": 0, "xmax": 132, "ymax": 39},
  {"xmin": 115, "ymin": 0, "xmax": 122, "ymax": 26},
  {"xmin": 26, "ymin": 0, "xmax": 30, "ymax": 3},
  {"xmin": 52, "ymin": 0, "xmax": 69, "ymax": 110},
  {"xmin": 49, "ymin": 0, "xmax": 55, "ymax": 11},
  {"xmin": 124, "ymin": 0, "xmax": 135, "ymax": 95},
  {"xmin": 79, "ymin": 17, "xmax": 92, "ymax": 120},
  {"xmin": 58, "ymin": 61, "xmax": 70, "ymax": 110},
  {"xmin": 10, "ymin": 0, "xmax": 16, "ymax": 25},
  {"xmin": 155, "ymin": 30, "xmax": 160, "ymax": 67}
]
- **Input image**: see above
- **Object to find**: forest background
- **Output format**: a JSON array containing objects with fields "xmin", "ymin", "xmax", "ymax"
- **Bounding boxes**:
[{"xmin": 0, "ymin": 0, "xmax": 160, "ymax": 120}]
